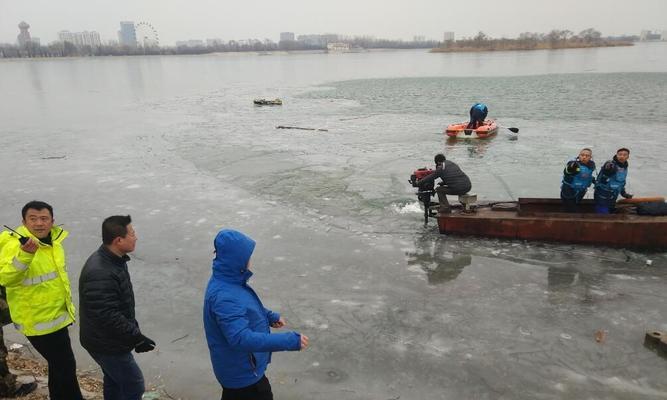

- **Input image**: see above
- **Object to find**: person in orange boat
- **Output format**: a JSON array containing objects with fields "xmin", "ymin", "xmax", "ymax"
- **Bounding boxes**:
[{"xmin": 466, "ymin": 103, "xmax": 488, "ymax": 129}]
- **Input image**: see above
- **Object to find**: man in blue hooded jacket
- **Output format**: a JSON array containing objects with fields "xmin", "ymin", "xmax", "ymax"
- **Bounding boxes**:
[
  {"xmin": 204, "ymin": 229, "xmax": 309, "ymax": 400},
  {"xmin": 466, "ymin": 103, "xmax": 488, "ymax": 129}
]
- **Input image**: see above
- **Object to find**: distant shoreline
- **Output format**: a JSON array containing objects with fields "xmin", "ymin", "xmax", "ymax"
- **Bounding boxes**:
[
  {"xmin": 0, "ymin": 42, "xmax": 647, "ymax": 61},
  {"xmin": 431, "ymin": 41, "xmax": 633, "ymax": 53}
]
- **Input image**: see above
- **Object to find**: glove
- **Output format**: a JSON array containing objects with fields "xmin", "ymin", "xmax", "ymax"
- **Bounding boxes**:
[
  {"xmin": 134, "ymin": 334, "xmax": 156, "ymax": 353},
  {"xmin": 621, "ymin": 192, "xmax": 633, "ymax": 199},
  {"xmin": 565, "ymin": 161, "xmax": 580, "ymax": 174}
]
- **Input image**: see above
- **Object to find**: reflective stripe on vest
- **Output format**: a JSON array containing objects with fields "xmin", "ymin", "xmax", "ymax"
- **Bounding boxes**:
[
  {"xmin": 12, "ymin": 258, "xmax": 28, "ymax": 271},
  {"xmin": 14, "ymin": 313, "xmax": 69, "ymax": 333},
  {"xmin": 22, "ymin": 271, "xmax": 58, "ymax": 286}
]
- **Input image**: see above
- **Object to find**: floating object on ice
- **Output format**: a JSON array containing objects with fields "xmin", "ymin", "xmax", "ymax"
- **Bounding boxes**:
[
  {"xmin": 254, "ymin": 98, "xmax": 282, "ymax": 106},
  {"xmin": 276, "ymin": 125, "xmax": 328, "ymax": 132}
]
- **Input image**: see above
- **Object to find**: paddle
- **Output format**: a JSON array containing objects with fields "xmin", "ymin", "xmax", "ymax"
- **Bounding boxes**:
[{"xmin": 499, "ymin": 126, "xmax": 519, "ymax": 133}]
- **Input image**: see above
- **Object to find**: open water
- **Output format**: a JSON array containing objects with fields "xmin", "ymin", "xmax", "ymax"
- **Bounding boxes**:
[{"xmin": 1, "ymin": 42, "xmax": 667, "ymax": 399}]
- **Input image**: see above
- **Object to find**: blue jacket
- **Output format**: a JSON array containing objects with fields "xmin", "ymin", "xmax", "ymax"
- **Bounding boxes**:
[
  {"xmin": 203, "ymin": 230, "xmax": 301, "ymax": 389},
  {"xmin": 595, "ymin": 157, "xmax": 628, "ymax": 195}
]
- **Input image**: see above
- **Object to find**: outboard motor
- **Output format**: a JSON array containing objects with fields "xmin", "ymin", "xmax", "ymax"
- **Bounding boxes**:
[
  {"xmin": 409, "ymin": 168, "xmax": 434, "ymax": 189},
  {"xmin": 409, "ymin": 168, "xmax": 437, "ymax": 225}
]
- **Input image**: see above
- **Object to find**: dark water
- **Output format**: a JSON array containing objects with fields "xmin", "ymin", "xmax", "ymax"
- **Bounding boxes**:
[
  {"xmin": 1, "ymin": 43, "xmax": 666, "ymax": 399},
  {"xmin": 302, "ymin": 73, "xmax": 667, "ymax": 123}
]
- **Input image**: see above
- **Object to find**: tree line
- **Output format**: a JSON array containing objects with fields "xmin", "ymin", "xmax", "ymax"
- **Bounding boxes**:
[{"xmin": 433, "ymin": 29, "xmax": 634, "ymax": 52}]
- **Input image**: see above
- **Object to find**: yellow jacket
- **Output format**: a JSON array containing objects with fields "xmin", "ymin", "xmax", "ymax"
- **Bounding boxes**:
[{"xmin": 0, "ymin": 226, "xmax": 75, "ymax": 336}]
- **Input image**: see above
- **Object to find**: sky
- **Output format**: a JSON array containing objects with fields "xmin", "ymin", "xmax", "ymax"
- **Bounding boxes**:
[{"xmin": 1, "ymin": 0, "xmax": 666, "ymax": 46}]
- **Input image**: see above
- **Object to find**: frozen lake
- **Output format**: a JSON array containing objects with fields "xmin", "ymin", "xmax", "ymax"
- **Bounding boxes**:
[{"xmin": 1, "ymin": 43, "xmax": 667, "ymax": 399}]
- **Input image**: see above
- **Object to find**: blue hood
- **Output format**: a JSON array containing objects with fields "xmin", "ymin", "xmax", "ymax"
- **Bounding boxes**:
[{"xmin": 212, "ymin": 229, "xmax": 256, "ymax": 283}]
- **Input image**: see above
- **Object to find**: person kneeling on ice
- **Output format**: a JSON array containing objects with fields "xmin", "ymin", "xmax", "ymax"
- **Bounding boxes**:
[
  {"xmin": 594, "ymin": 148, "xmax": 633, "ymax": 214},
  {"xmin": 204, "ymin": 229, "xmax": 309, "ymax": 400},
  {"xmin": 418, "ymin": 154, "xmax": 472, "ymax": 213},
  {"xmin": 466, "ymin": 103, "xmax": 488, "ymax": 129},
  {"xmin": 560, "ymin": 148, "xmax": 596, "ymax": 212}
]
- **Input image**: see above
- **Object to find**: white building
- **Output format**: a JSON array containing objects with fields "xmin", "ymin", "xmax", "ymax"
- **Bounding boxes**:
[
  {"xmin": 58, "ymin": 30, "xmax": 101, "ymax": 47},
  {"xmin": 327, "ymin": 42, "xmax": 350, "ymax": 52},
  {"xmin": 58, "ymin": 30, "xmax": 74, "ymax": 43},
  {"xmin": 280, "ymin": 32, "xmax": 295, "ymax": 41},
  {"xmin": 443, "ymin": 31, "xmax": 455, "ymax": 42}
]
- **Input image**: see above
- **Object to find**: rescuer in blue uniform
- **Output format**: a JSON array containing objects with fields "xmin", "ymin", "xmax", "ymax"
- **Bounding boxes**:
[
  {"xmin": 594, "ymin": 148, "xmax": 633, "ymax": 214},
  {"xmin": 560, "ymin": 148, "xmax": 596, "ymax": 212},
  {"xmin": 466, "ymin": 103, "xmax": 488, "ymax": 129}
]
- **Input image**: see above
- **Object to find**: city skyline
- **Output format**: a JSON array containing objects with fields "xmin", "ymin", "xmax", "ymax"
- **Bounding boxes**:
[{"xmin": 1, "ymin": 0, "xmax": 666, "ymax": 46}]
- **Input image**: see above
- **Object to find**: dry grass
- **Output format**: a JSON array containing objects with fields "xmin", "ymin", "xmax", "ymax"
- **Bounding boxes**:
[{"xmin": 7, "ymin": 350, "xmax": 103, "ymax": 399}]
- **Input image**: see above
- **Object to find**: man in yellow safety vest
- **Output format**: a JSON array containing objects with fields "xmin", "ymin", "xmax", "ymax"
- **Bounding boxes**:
[{"xmin": 0, "ymin": 201, "xmax": 82, "ymax": 400}]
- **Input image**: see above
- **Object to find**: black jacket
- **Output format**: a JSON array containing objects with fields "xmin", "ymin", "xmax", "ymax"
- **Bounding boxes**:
[
  {"xmin": 418, "ymin": 160, "xmax": 472, "ymax": 195},
  {"xmin": 79, "ymin": 245, "xmax": 141, "ymax": 354}
]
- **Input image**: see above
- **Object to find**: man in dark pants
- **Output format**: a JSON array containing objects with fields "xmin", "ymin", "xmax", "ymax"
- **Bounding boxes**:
[
  {"xmin": 466, "ymin": 103, "xmax": 488, "ymax": 129},
  {"xmin": 418, "ymin": 154, "xmax": 472, "ymax": 213},
  {"xmin": 204, "ymin": 229, "xmax": 309, "ymax": 400},
  {"xmin": 79, "ymin": 215, "xmax": 155, "ymax": 400},
  {"xmin": 0, "ymin": 201, "xmax": 82, "ymax": 400}
]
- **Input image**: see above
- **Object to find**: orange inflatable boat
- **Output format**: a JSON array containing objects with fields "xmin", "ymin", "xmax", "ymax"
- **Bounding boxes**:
[{"xmin": 445, "ymin": 119, "xmax": 498, "ymax": 139}]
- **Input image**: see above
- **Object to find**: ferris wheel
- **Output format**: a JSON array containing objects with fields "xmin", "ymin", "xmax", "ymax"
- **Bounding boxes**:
[{"xmin": 135, "ymin": 21, "xmax": 159, "ymax": 47}]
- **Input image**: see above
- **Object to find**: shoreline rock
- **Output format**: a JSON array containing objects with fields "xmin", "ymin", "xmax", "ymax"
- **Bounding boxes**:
[{"xmin": 6, "ymin": 343, "xmax": 168, "ymax": 400}]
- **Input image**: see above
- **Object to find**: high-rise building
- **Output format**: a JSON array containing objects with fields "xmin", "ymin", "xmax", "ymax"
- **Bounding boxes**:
[
  {"xmin": 280, "ymin": 32, "xmax": 295, "ymax": 42},
  {"xmin": 17, "ymin": 21, "xmax": 32, "ymax": 47},
  {"xmin": 59, "ymin": 30, "xmax": 101, "ymax": 47},
  {"xmin": 413, "ymin": 35, "xmax": 426, "ymax": 42},
  {"xmin": 443, "ymin": 31, "xmax": 455, "ymax": 42},
  {"xmin": 118, "ymin": 21, "xmax": 137, "ymax": 46}
]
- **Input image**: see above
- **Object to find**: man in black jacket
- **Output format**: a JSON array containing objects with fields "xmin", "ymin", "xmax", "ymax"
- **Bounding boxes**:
[
  {"xmin": 79, "ymin": 215, "xmax": 155, "ymax": 400},
  {"xmin": 418, "ymin": 154, "xmax": 472, "ymax": 213}
]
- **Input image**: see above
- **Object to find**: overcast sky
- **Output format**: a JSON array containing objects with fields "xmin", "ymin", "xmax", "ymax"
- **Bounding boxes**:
[{"xmin": 1, "ymin": 0, "xmax": 665, "ymax": 45}]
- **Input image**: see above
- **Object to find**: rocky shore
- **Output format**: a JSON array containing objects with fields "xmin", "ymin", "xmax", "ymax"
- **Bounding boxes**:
[{"xmin": 5, "ymin": 342, "xmax": 167, "ymax": 400}]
